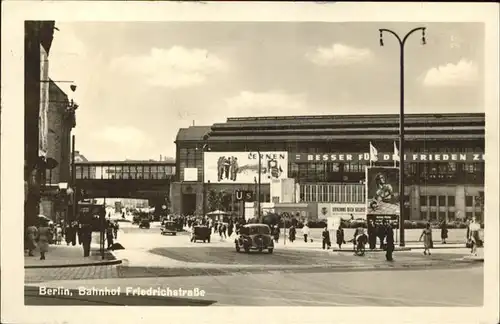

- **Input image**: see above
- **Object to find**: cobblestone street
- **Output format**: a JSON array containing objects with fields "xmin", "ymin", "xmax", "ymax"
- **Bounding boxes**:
[{"xmin": 25, "ymin": 265, "xmax": 119, "ymax": 283}]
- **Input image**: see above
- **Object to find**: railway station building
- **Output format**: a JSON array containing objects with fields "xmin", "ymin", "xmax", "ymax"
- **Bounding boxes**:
[{"xmin": 172, "ymin": 113, "xmax": 485, "ymax": 222}]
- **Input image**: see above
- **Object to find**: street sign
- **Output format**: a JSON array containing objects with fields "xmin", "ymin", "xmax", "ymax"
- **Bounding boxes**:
[{"xmin": 235, "ymin": 190, "xmax": 254, "ymax": 202}]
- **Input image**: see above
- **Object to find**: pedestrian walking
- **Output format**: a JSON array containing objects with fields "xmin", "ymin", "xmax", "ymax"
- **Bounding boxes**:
[
  {"xmin": 227, "ymin": 221, "xmax": 234, "ymax": 237},
  {"xmin": 218, "ymin": 222, "xmax": 224, "ymax": 241},
  {"xmin": 336, "ymin": 223, "xmax": 346, "ymax": 249},
  {"xmin": 273, "ymin": 225, "xmax": 280, "ymax": 243},
  {"xmin": 419, "ymin": 222, "xmax": 433, "ymax": 255},
  {"xmin": 26, "ymin": 224, "xmax": 38, "ymax": 256},
  {"xmin": 468, "ymin": 217, "xmax": 481, "ymax": 256},
  {"xmin": 113, "ymin": 220, "xmax": 119, "ymax": 239},
  {"xmin": 37, "ymin": 220, "xmax": 51, "ymax": 260},
  {"xmin": 106, "ymin": 221, "xmax": 114, "ymax": 249},
  {"xmin": 377, "ymin": 222, "xmax": 386, "ymax": 250},
  {"xmin": 440, "ymin": 220, "xmax": 448, "ymax": 244},
  {"xmin": 321, "ymin": 227, "xmax": 331, "ymax": 250},
  {"xmin": 367, "ymin": 219, "xmax": 377, "ymax": 250},
  {"xmin": 70, "ymin": 221, "xmax": 78, "ymax": 246},
  {"xmin": 81, "ymin": 223, "xmax": 92, "ymax": 257},
  {"xmin": 385, "ymin": 223, "xmax": 395, "ymax": 261},
  {"xmin": 65, "ymin": 223, "xmax": 72, "ymax": 245},
  {"xmin": 302, "ymin": 223, "xmax": 310, "ymax": 243},
  {"xmin": 55, "ymin": 225, "xmax": 63, "ymax": 245},
  {"xmin": 288, "ymin": 225, "xmax": 296, "ymax": 242}
]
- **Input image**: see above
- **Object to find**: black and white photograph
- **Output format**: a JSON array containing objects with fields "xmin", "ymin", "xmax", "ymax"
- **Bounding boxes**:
[{"xmin": 1, "ymin": 2, "xmax": 499, "ymax": 324}]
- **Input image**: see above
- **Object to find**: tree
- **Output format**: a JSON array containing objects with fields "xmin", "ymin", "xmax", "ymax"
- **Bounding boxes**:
[{"xmin": 207, "ymin": 189, "xmax": 225, "ymax": 212}]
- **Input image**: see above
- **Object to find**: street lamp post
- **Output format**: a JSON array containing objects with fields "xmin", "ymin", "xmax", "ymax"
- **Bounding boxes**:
[
  {"xmin": 256, "ymin": 150, "xmax": 262, "ymax": 223},
  {"xmin": 379, "ymin": 27, "xmax": 426, "ymax": 247},
  {"xmin": 201, "ymin": 139, "xmax": 210, "ymax": 217}
]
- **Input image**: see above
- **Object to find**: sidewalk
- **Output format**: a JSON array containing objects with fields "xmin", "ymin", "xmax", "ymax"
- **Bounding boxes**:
[{"xmin": 24, "ymin": 233, "xmax": 121, "ymax": 268}]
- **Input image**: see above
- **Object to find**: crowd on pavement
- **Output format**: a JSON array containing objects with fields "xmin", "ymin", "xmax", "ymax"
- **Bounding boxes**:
[{"xmin": 25, "ymin": 215, "xmax": 122, "ymax": 261}]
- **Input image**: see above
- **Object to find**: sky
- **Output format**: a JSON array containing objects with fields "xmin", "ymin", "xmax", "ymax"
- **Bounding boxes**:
[{"xmin": 48, "ymin": 22, "xmax": 484, "ymax": 161}]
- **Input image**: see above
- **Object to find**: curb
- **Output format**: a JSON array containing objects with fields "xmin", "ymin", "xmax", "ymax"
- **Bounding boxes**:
[
  {"xmin": 25, "ymin": 259, "xmax": 122, "ymax": 269},
  {"xmin": 25, "ymin": 250, "xmax": 122, "ymax": 269}
]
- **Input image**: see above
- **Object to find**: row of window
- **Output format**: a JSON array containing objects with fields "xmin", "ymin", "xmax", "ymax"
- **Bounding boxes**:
[
  {"xmin": 300, "ymin": 184, "xmax": 366, "ymax": 204},
  {"xmin": 420, "ymin": 195, "xmax": 482, "ymax": 207},
  {"xmin": 74, "ymin": 165, "xmax": 176, "ymax": 180},
  {"xmin": 179, "ymin": 146, "xmax": 483, "ymax": 155},
  {"xmin": 421, "ymin": 210, "xmax": 483, "ymax": 221}
]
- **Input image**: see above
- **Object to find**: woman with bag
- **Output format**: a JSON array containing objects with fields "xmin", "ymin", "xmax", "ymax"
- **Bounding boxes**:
[{"xmin": 419, "ymin": 222, "xmax": 433, "ymax": 255}]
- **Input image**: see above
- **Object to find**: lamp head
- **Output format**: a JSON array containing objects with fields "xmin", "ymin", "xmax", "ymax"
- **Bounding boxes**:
[{"xmin": 70, "ymin": 84, "xmax": 77, "ymax": 92}]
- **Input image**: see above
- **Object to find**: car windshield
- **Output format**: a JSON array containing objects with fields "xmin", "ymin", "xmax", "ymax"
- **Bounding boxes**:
[{"xmin": 248, "ymin": 226, "xmax": 270, "ymax": 235}]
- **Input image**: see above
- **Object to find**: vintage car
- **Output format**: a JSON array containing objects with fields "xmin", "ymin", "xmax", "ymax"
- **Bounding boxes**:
[
  {"xmin": 161, "ymin": 220, "xmax": 177, "ymax": 235},
  {"xmin": 191, "ymin": 225, "xmax": 211, "ymax": 243},
  {"xmin": 235, "ymin": 224, "xmax": 274, "ymax": 253},
  {"xmin": 138, "ymin": 218, "xmax": 150, "ymax": 229}
]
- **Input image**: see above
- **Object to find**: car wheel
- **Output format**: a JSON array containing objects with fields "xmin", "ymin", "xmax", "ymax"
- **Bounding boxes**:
[
  {"xmin": 268, "ymin": 248, "xmax": 273, "ymax": 254},
  {"xmin": 208, "ymin": 237, "xmax": 211, "ymax": 243},
  {"xmin": 258, "ymin": 248, "xmax": 263, "ymax": 253},
  {"xmin": 244, "ymin": 245, "xmax": 250, "ymax": 253},
  {"xmin": 235, "ymin": 243, "xmax": 240, "ymax": 252}
]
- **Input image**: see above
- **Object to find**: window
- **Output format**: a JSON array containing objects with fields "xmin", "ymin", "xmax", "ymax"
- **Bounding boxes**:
[
  {"xmin": 475, "ymin": 210, "xmax": 482, "ymax": 218},
  {"xmin": 448, "ymin": 196, "xmax": 455, "ymax": 206},
  {"xmin": 438, "ymin": 196, "xmax": 446, "ymax": 206},
  {"xmin": 420, "ymin": 195, "xmax": 427, "ymax": 206},
  {"xmin": 429, "ymin": 211, "xmax": 437, "ymax": 220},
  {"xmin": 439, "ymin": 211, "xmax": 446, "ymax": 221},
  {"xmin": 448, "ymin": 211, "xmax": 455, "ymax": 220},
  {"xmin": 429, "ymin": 196, "xmax": 437, "ymax": 206},
  {"xmin": 466, "ymin": 212, "xmax": 473, "ymax": 219},
  {"xmin": 465, "ymin": 196, "xmax": 473, "ymax": 207},
  {"xmin": 420, "ymin": 210, "xmax": 427, "ymax": 220}
]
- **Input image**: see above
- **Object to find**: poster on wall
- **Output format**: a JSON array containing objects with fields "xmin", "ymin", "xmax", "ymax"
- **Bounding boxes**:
[
  {"xmin": 204, "ymin": 151, "xmax": 288, "ymax": 184},
  {"xmin": 365, "ymin": 167, "xmax": 400, "ymax": 216},
  {"xmin": 183, "ymin": 168, "xmax": 198, "ymax": 182}
]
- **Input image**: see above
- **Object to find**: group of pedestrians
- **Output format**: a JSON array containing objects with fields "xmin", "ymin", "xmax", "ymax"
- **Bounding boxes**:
[{"xmin": 25, "ymin": 217, "xmax": 95, "ymax": 260}]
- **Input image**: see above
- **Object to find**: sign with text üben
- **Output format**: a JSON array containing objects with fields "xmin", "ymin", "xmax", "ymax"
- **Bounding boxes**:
[
  {"xmin": 204, "ymin": 151, "xmax": 288, "ymax": 184},
  {"xmin": 365, "ymin": 167, "xmax": 400, "ymax": 216}
]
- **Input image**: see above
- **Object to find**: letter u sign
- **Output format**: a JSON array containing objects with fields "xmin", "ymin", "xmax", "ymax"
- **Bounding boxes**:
[{"xmin": 235, "ymin": 190, "xmax": 243, "ymax": 201}]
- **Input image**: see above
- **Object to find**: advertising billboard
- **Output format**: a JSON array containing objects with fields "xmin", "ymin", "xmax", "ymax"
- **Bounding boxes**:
[
  {"xmin": 365, "ymin": 167, "xmax": 400, "ymax": 217},
  {"xmin": 203, "ymin": 151, "xmax": 288, "ymax": 184}
]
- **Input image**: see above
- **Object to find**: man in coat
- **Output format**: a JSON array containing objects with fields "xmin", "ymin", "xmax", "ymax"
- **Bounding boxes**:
[
  {"xmin": 367, "ymin": 219, "xmax": 377, "ymax": 250},
  {"xmin": 322, "ymin": 227, "xmax": 331, "ymax": 250},
  {"xmin": 385, "ymin": 221, "xmax": 395, "ymax": 261}
]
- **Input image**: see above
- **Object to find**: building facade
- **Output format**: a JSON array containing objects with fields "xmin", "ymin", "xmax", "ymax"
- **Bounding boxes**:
[
  {"xmin": 39, "ymin": 80, "xmax": 76, "ymax": 222},
  {"xmin": 172, "ymin": 113, "xmax": 485, "ymax": 222},
  {"xmin": 25, "ymin": 21, "xmax": 56, "ymax": 226}
]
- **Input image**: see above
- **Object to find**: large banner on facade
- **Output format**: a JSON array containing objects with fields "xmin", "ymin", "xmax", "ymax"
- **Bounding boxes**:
[
  {"xmin": 39, "ymin": 45, "xmax": 49, "ymax": 157},
  {"xmin": 365, "ymin": 167, "xmax": 400, "ymax": 216},
  {"xmin": 204, "ymin": 151, "xmax": 288, "ymax": 184},
  {"xmin": 291, "ymin": 152, "xmax": 485, "ymax": 163}
]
